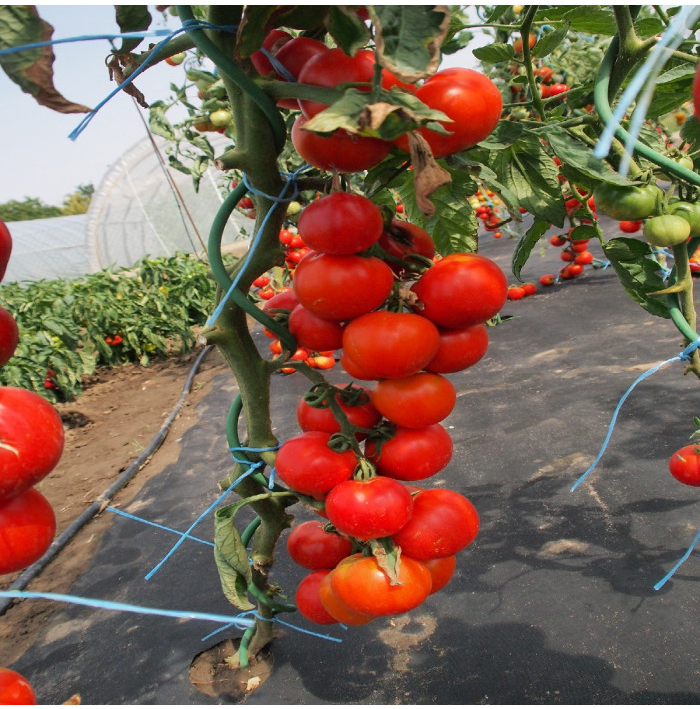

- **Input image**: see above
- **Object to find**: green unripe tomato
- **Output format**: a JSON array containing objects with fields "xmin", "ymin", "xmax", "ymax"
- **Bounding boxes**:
[
  {"xmin": 209, "ymin": 109, "xmax": 232, "ymax": 127},
  {"xmin": 657, "ymin": 156, "xmax": 694, "ymax": 181},
  {"xmin": 643, "ymin": 214, "xmax": 691, "ymax": 248},
  {"xmin": 668, "ymin": 201, "xmax": 700, "ymax": 238},
  {"xmin": 286, "ymin": 200, "xmax": 302, "ymax": 216},
  {"xmin": 165, "ymin": 52, "xmax": 186, "ymax": 66},
  {"xmin": 592, "ymin": 182, "xmax": 661, "ymax": 221}
]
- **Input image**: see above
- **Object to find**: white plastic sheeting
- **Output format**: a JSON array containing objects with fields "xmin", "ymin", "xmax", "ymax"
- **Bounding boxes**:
[
  {"xmin": 86, "ymin": 133, "xmax": 251, "ymax": 272},
  {"xmin": 3, "ymin": 214, "xmax": 91, "ymax": 284}
]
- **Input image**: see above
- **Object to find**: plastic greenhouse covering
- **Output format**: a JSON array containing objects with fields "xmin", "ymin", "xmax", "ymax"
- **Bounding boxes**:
[{"xmin": 4, "ymin": 133, "xmax": 250, "ymax": 284}]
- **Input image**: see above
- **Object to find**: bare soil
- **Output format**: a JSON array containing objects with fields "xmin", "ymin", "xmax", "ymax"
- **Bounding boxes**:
[{"xmin": 0, "ymin": 347, "xmax": 231, "ymax": 667}]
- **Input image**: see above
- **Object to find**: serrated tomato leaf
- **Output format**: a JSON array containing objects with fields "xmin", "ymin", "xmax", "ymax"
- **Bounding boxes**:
[{"xmin": 512, "ymin": 219, "xmax": 551, "ymax": 281}]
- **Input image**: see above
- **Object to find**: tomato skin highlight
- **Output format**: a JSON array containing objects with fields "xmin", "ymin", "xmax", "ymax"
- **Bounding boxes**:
[
  {"xmin": 0, "ymin": 668, "xmax": 36, "ymax": 705},
  {"xmin": 330, "ymin": 554, "xmax": 433, "ymax": 617},
  {"xmin": 669, "ymin": 445, "xmax": 700, "ymax": 486},
  {"xmin": 391, "ymin": 488, "xmax": 479, "ymax": 560},
  {"xmin": 370, "ymin": 372, "xmax": 456, "ymax": 428},
  {"xmin": 342, "ymin": 311, "xmax": 441, "ymax": 380},
  {"xmin": 274, "ymin": 431, "xmax": 357, "ymax": 499},
  {"xmin": 0, "ymin": 487, "xmax": 56, "ymax": 575},
  {"xmin": 365, "ymin": 424, "xmax": 453, "ymax": 481},
  {"xmin": 411, "ymin": 253, "xmax": 507, "ymax": 328},
  {"xmin": 293, "ymin": 252, "xmax": 394, "ymax": 322},
  {"xmin": 324, "ymin": 476, "xmax": 414, "ymax": 541},
  {"xmin": 0, "ymin": 387, "xmax": 65, "ymax": 503},
  {"xmin": 297, "ymin": 192, "xmax": 383, "ymax": 255}
]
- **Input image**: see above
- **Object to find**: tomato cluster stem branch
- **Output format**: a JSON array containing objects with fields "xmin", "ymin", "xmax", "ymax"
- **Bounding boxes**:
[{"xmin": 519, "ymin": 5, "xmax": 546, "ymax": 121}]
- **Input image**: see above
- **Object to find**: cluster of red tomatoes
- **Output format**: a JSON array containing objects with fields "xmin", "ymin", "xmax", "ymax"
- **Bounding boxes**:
[
  {"xmin": 250, "ymin": 27, "xmax": 502, "ymax": 172},
  {"xmin": 0, "ymin": 220, "xmax": 63, "ymax": 580},
  {"xmin": 261, "ymin": 190, "xmax": 507, "ymax": 624},
  {"xmin": 469, "ymin": 188, "xmax": 506, "ymax": 238},
  {"xmin": 547, "ymin": 229, "xmax": 596, "ymax": 280}
]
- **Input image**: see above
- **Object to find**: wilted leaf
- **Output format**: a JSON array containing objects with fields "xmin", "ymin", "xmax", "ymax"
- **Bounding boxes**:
[
  {"xmin": 0, "ymin": 5, "xmax": 92, "ymax": 113},
  {"xmin": 371, "ymin": 538, "xmax": 402, "ymax": 585},
  {"xmin": 405, "ymin": 132, "xmax": 452, "ymax": 216},
  {"xmin": 371, "ymin": 5, "xmax": 451, "ymax": 83},
  {"xmin": 214, "ymin": 502, "xmax": 255, "ymax": 611}
]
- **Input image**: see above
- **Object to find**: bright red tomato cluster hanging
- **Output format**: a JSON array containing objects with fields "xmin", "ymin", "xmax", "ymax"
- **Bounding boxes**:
[{"xmin": 265, "ymin": 191, "xmax": 507, "ymax": 625}]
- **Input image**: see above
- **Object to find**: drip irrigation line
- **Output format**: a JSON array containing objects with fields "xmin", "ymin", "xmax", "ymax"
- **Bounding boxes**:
[{"xmin": 0, "ymin": 345, "xmax": 215, "ymax": 617}]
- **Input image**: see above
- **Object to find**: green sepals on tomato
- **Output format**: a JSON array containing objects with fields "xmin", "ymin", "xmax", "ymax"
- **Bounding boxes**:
[
  {"xmin": 297, "ymin": 193, "xmax": 383, "ymax": 255},
  {"xmin": 592, "ymin": 182, "xmax": 661, "ymax": 221},
  {"xmin": 643, "ymin": 214, "xmax": 690, "ymax": 248}
]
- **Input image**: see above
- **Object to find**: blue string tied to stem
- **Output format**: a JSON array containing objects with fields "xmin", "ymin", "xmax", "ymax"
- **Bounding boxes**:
[
  {"xmin": 205, "ymin": 164, "xmax": 313, "ymax": 328},
  {"xmin": 571, "ymin": 337, "xmax": 700, "ymax": 492},
  {"xmin": 67, "ymin": 19, "xmax": 238, "ymax": 141}
]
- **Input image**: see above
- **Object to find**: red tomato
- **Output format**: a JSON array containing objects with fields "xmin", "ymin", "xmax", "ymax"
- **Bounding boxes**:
[
  {"xmin": 252, "ymin": 275, "xmax": 270, "ymax": 288},
  {"xmin": 330, "ymin": 554, "xmax": 432, "ymax": 617},
  {"xmin": 342, "ymin": 311, "xmax": 441, "ymax": 379},
  {"xmin": 0, "ymin": 487, "xmax": 56, "ymax": 574},
  {"xmin": 288, "ymin": 304, "xmax": 345, "ymax": 352},
  {"xmin": 377, "ymin": 219, "xmax": 436, "ymax": 273},
  {"xmin": 308, "ymin": 355, "xmax": 336, "ymax": 370},
  {"xmin": 0, "ymin": 306, "xmax": 18, "ymax": 367},
  {"xmin": 548, "ymin": 83, "xmax": 570, "ymax": 96},
  {"xmin": 370, "ymin": 372, "xmax": 456, "ymax": 428},
  {"xmin": 539, "ymin": 274, "xmax": 556, "ymax": 286},
  {"xmin": 279, "ymin": 228, "xmax": 295, "ymax": 246},
  {"xmin": 560, "ymin": 250, "xmax": 575, "ymax": 262},
  {"xmin": 291, "ymin": 116, "xmax": 392, "ymax": 174},
  {"xmin": 318, "ymin": 567, "xmax": 374, "ymax": 625},
  {"xmin": 0, "ymin": 668, "xmax": 36, "ymax": 704},
  {"xmin": 297, "ymin": 193, "xmax": 383, "ymax": 255},
  {"xmin": 410, "ymin": 253, "xmax": 508, "ymax": 327},
  {"xmin": 293, "ymin": 252, "xmax": 394, "ymax": 321},
  {"xmin": 395, "ymin": 68, "xmax": 502, "ymax": 158},
  {"xmin": 534, "ymin": 65, "xmax": 554, "ymax": 83},
  {"xmin": 296, "ymin": 384, "xmax": 381, "ymax": 439},
  {"xmin": 365, "ymin": 424, "xmax": 453, "ymax": 481},
  {"xmin": 296, "ymin": 569, "xmax": 339, "ymax": 625},
  {"xmin": 287, "ymin": 520, "xmax": 354, "ymax": 570},
  {"xmin": 669, "ymin": 445, "xmax": 700, "ymax": 486},
  {"xmin": 339, "ymin": 351, "xmax": 377, "ymax": 381},
  {"xmin": 274, "ymin": 431, "xmax": 357, "ymax": 499},
  {"xmin": 507, "ymin": 286, "xmax": 526, "ymax": 300},
  {"xmin": 262, "ymin": 288, "xmax": 299, "ymax": 316},
  {"xmin": 0, "ymin": 220, "xmax": 12, "ymax": 283},
  {"xmin": 272, "ymin": 37, "xmax": 329, "ymax": 108},
  {"xmin": 521, "ymin": 282, "xmax": 537, "ymax": 296},
  {"xmin": 619, "ymin": 220, "xmax": 643, "ymax": 233},
  {"xmin": 574, "ymin": 251, "xmax": 594, "ymax": 265},
  {"xmin": 0, "ymin": 387, "xmax": 64, "ymax": 503},
  {"xmin": 250, "ymin": 29, "xmax": 292, "ymax": 77},
  {"xmin": 423, "ymin": 555, "xmax": 457, "ymax": 594},
  {"xmin": 325, "ymin": 476, "xmax": 414, "ymax": 540},
  {"xmin": 391, "ymin": 488, "xmax": 479, "ymax": 560},
  {"xmin": 424, "ymin": 323, "xmax": 489, "ymax": 374}
]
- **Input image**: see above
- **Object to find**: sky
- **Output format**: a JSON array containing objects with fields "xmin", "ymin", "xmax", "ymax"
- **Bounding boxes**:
[{"xmin": 0, "ymin": 4, "xmax": 483, "ymax": 207}]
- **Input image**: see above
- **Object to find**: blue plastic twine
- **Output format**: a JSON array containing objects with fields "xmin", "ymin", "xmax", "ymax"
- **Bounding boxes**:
[
  {"xmin": 0, "ymin": 590, "xmax": 255, "ymax": 629},
  {"xmin": 654, "ymin": 529, "xmax": 700, "ymax": 590},
  {"xmin": 571, "ymin": 337, "xmax": 700, "ymax": 492},
  {"xmin": 594, "ymin": 5, "xmax": 700, "ymax": 175},
  {"xmin": 205, "ymin": 164, "xmax": 313, "ymax": 328},
  {"xmin": 67, "ymin": 19, "xmax": 237, "ymax": 141},
  {"xmin": 107, "ymin": 506, "xmax": 214, "ymax": 546}
]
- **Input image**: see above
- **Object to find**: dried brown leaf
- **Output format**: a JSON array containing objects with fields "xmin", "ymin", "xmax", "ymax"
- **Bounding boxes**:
[{"xmin": 407, "ymin": 132, "xmax": 452, "ymax": 216}]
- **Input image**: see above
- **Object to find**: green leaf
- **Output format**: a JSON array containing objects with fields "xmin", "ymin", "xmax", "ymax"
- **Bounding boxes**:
[
  {"xmin": 236, "ymin": 5, "xmax": 278, "ymax": 60},
  {"xmin": 477, "ymin": 120, "xmax": 524, "ymax": 150},
  {"xmin": 148, "ymin": 104, "xmax": 176, "ymax": 141},
  {"xmin": 490, "ymin": 136, "xmax": 566, "ymax": 227},
  {"xmin": 512, "ymin": 219, "xmax": 550, "ymax": 281},
  {"xmin": 399, "ymin": 169, "xmax": 479, "ymax": 255},
  {"xmin": 601, "ymin": 237, "xmax": 671, "ymax": 319},
  {"xmin": 544, "ymin": 125, "xmax": 631, "ymax": 185},
  {"xmin": 562, "ymin": 7, "xmax": 617, "ymax": 35},
  {"xmin": 635, "ymin": 16, "xmax": 665, "ymax": 37},
  {"xmin": 115, "ymin": 6, "xmax": 152, "ymax": 53},
  {"xmin": 213, "ymin": 502, "xmax": 255, "ymax": 611},
  {"xmin": 370, "ymin": 5, "xmax": 450, "ymax": 82},
  {"xmin": 486, "ymin": 6, "xmax": 511, "ymax": 23},
  {"xmin": 326, "ymin": 6, "xmax": 370, "ymax": 56},
  {"xmin": 0, "ymin": 5, "xmax": 91, "ymax": 113},
  {"xmin": 570, "ymin": 224, "xmax": 600, "ymax": 242},
  {"xmin": 681, "ymin": 115, "xmax": 700, "ymax": 155},
  {"xmin": 532, "ymin": 23, "xmax": 570, "ymax": 59},
  {"xmin": 472, "ymin": 42, "xmax": 514, "ymax": 64}
]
